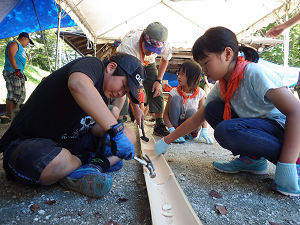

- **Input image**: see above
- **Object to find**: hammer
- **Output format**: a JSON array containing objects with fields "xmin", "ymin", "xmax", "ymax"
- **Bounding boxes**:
[
  {"xmin": 134, "ymin": 154, "xmax": 156, "ymax": 178},
  {"xmin": 140, "ymin": 121, "xmax": 149, "ymax": 142}
]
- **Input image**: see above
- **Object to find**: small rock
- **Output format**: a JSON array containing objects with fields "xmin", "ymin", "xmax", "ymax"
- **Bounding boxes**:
[
  {"xmin": 38, "ymin": 210, "xmax": 46, "ymax": 215},
  {"xmin": 45, "ymin": 215, "xmax": 51, "ymax": 220},
  {"xmin": 215, "ymin": 204, "xmax": 228, "ymax": 215},
  {"xmin": 209, "ymin": 190, "xmax": 222, "ymax": 198}
]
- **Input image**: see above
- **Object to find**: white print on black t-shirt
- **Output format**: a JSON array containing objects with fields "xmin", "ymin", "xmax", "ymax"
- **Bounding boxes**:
[
  {"xmin": 61, "ymin": 116, "xmax": 96, "ymax": 140},
  {"xmin": 136, "ymin": 74, "xmax": 144, "ymax": 86}
]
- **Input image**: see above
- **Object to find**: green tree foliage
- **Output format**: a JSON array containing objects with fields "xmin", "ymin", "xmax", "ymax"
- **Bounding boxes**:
[
  {"xmin": 28, "ymin": 30, "xmax": 56, "ymax": 71},
  {"xmin": 0, "ymin": 29, "xmax": 77, "ymax": 72},
  {"xmin": 29, "ymin": 29, "xmax": 77, "ymax": 71}
]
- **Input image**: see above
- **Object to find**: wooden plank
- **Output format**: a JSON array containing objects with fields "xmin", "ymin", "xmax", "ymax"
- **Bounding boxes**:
[{"xmin": 138, "ymin": 126, "xmax": 202, "ymax": 225}]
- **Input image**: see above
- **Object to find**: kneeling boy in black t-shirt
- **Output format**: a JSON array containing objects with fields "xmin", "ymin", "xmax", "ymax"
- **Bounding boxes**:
[{"xmin": 0, "ymin": 52, "xmax": 146, "ymax": 198}]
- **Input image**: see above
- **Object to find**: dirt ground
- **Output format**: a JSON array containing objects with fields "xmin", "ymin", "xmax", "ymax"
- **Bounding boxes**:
[{"xmin": 0, "ymin": 119, "xmax": 299, "ymax": 225}]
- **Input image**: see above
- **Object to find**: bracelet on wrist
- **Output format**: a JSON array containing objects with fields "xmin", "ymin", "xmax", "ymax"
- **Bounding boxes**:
[
  {"xmin": 107, "ymin": 123, "xmax": 124, "ymax": 136},
  {"xmin": 155, "ymin": 79, "xmax": 162, "ymax": 84}
]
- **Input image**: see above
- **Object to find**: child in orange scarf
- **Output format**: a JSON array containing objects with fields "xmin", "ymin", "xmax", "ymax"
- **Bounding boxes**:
[
  {"xmin": 163, "ymin": 61, "xmax": 213, "ymax": 144},
  {"xmin": 155, "ymin": 26, "xmax": 300, "ymax": 197}
]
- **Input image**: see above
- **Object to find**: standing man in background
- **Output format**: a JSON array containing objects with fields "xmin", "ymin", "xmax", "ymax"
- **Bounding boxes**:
[
  {"xmin": 117, "ymin": 22, "xmax": 172, "ymax": 137},
  {"xmin": 1, "ymin": 32, "xmax": 34, "ymax": 122}
]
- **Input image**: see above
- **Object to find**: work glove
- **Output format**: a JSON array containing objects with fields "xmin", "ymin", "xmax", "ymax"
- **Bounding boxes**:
[
  {"xmin": 168, "ymin": 127, "xmax": 175, "ymax": 133},
  {"xmin": 102, "ymin": 134, "xmax": 112, "ymax": 157},
  {"xmin": 14, "ymin": 69, "xmax": 27, "ymax": 81},
  {"xmin": 198, "ymin": 128, "xmax": 214, "ymax": 144},
  {"xmin": 274, "ymin": 162, "xmax": 299, "ymax": 192},
  {"xmin": 155, "ymin": 138, "xmax": 169, "ymax": 155},
  {"xmin": 15, "ymin": 69, "xmax": 23, "ymax": 78},
  {"xmin": 168, "ymin": 127, "xmax": 185, "ymax": 143},
  {"xmin": 106, "ymin": 123, "xmax": 134, "ymax": 160}
]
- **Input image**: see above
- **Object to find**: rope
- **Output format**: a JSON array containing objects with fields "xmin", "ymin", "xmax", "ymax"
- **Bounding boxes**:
[{"xmin": 31, "ymin": 0, "xmax": 52, "ymax": 72}]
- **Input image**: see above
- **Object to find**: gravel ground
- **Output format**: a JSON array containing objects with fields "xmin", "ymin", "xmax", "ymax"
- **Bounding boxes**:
[{"xmin": 0, "ymin": 119, "xmax": 299, "ymax": 225}]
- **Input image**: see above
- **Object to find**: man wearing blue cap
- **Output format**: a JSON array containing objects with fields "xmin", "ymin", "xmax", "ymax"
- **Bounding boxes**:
[
  {"xmin": 2, "ymin": 32, "xmax": 34, "ymax": 122},
  {"xmin": 117, "ymin": 22, "xmax": 172, "ymax": 137}
]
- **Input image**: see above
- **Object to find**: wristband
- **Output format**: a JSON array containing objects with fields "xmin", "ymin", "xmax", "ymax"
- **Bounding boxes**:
[
  {"xmin": 155, "ymin": 79, "xmax": 162, "ymax": 84},
  {"xmin": 107, "ymin": 123, "xmax": 124, "ymax": 137}
]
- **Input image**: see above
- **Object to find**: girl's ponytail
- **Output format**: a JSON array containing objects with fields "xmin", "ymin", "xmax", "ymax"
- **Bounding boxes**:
[
  {"xmin": 238, "ymin": 44, "xmax": 259, "ymax": 63},
  {"xmin": 192, "ymin": 27, "xmax": 259, "ymax": 63}
]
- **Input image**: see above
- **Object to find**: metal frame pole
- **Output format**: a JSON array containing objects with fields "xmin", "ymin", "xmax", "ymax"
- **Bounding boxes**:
[
  {"xmin": 55, "ymin": 0, "xmax": 62, "ymax": 70},
  {"xmin": 283, "ymin": 14, "xmax": 290, "ymax": 66}
]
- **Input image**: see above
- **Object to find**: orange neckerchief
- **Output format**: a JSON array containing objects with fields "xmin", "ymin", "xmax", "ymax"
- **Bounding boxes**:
[
  {"xmin": 219, "ymin": 56, "xmax": 251, "ymax": 120},
  {"xmin": 139, "ymin": 37, "xmax": 149, "ymax": 67},
  {"xmin": 176, "ymin": 86, "xmax": 200, "ymax": 104}
]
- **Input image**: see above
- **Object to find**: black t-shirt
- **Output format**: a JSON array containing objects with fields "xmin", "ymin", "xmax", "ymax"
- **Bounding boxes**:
[{"xmin": 0, "ymin": 57, "xmax": 108, "ymax": 152}]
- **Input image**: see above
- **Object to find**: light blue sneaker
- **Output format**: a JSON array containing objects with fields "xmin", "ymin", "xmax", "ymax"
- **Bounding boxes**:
[
  {"xmin": 213, "ymin": 156, "xmax": 268, "ymax": 175},
  {"xmin": 59, "ymin": 164, "xmax": 113, "ymax": 198},
  {"xmin": 272, "ymin": 181, "xmax": 300, "ymax": 197}
]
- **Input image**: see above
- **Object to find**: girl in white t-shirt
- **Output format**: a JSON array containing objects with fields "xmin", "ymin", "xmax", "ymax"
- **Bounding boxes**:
[{"xmin": 163, "ymin": 61, "xmax": 214, "ymax": 144}]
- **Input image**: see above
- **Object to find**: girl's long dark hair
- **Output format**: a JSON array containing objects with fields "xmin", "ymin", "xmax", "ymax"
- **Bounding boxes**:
[
  {"xmin": 179, "ymin": 60, "xmax": 202, "ymax": 90},
  {"xmin": 192, "ymin": 26, "xmax": 259, "ymax": 63}
]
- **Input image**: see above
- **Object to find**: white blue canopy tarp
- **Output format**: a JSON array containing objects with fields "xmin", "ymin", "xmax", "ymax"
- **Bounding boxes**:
[
  {"xmin": 56, "ymin": 0, "xmax": 300, "ymax": 48},
  {"xmin": 0, "ymin": 0, "xmax": 76, "ymax": 39}
]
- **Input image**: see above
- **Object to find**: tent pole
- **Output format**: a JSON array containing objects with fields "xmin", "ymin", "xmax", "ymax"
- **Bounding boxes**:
[
  {"xmin": 94, "ymin": 43, "xmax": 97, "ymax": 57},
  {"xmin": 283, "ymin": 14, "xmax": 290, "ymax": 67},
  {"xmin": 55, "ymin": 0, "xmax": 62, "ymax": 70},
  {"xmin": 31, "ymin": 0, "xmax": 52, "ymax": 72}
]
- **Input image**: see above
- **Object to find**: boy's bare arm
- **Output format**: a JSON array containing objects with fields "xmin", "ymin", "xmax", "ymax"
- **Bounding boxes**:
[
  {"xmin": 266, "ymin": 11, "xmax": 300, "ymax": 37},
  {"xmin": 163, "ymin": 95, "xmax": 173, "ymax": 128},
  {"xmin": 68, "ymin": 72, "xmax": 118, "ymax": 132},
  {"xmin": 110, "ymin": 96, "xmax": 126, "ymax": 119}
]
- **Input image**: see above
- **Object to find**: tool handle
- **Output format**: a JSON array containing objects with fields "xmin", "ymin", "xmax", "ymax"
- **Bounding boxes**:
[
  {"xmin": 141, "ymin": 122, "xmax": 146, "ymax": 137},
  {"xmin": 134, "ymin": 156, "xmax": 147, "ymax": 166}
]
